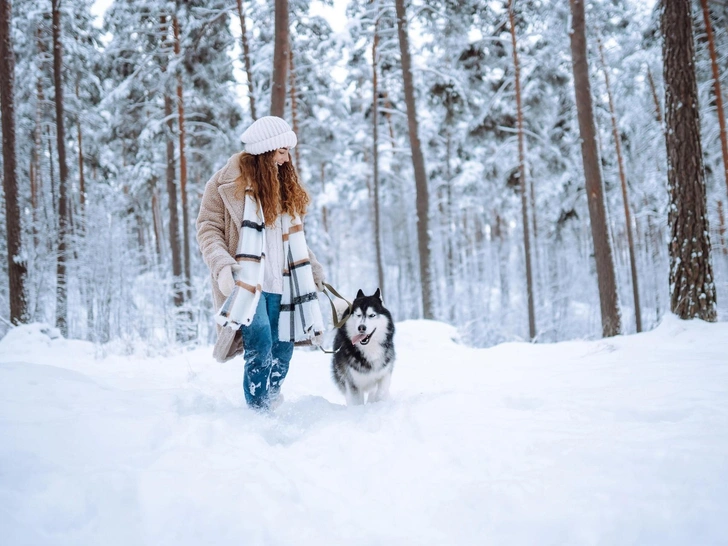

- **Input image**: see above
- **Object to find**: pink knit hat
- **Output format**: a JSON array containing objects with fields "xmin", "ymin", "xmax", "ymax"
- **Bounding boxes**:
[{"xmin": 240, "ymin": 116, "xmax": 297, "ymax": 155}]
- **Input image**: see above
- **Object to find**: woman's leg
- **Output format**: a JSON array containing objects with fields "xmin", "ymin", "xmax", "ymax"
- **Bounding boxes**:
[
  {"xmin": 240, "ymin": 295, "xmax": 274, "ymax": 409},
  {"xmin": 263, "ymin": 293, "xmax": 294, "ymax": 399}
]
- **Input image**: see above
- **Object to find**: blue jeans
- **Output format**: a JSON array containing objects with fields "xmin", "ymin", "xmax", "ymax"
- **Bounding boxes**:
[{"xmin": 240, "ymin": 292, "xmax": 294, "ymax": 409}]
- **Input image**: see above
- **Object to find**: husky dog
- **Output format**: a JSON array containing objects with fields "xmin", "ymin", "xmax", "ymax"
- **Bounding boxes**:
[{"xmin": 332, "ymin": 289, "xmax": 395, "ymax": 405}]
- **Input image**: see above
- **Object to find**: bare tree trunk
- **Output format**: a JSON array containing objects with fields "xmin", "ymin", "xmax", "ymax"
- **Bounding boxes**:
[
  {"xmin": 74, "ymin": 80, "xmax": 92, "ymax": 340},
  {"xmin": 568, "ymin": 0, "xmax": 622, "ymax": 337},
  {"xmin": 1, "ymin": 0, "xmax": 28, "ymax": 324},
  {"xmin": 598, "ymin": 37, "xmax": 642, "ymax": 332},
  {"xmin": 662, "ymin": 0, "xmax": 717, "ymax": 321},
  {"xmin": 161, "ymin": 15, "xmax": 184, "ymax": 310},
  {"xmin": 165, "ymin": 94, "xmax": 184, "ymax": 310},
  {"xmin": 372, "ymin": 16, "xmax": 385, "ymax": 298},
  {"xmin": 47, "ymin": 126, "xmax": 56, "ymax": 220},
  {"xmin": 699, "ymin": 0, "xmax": 728, "ymax": 202},
  {"xmin": 646, "ymin": 212, "xmax": 663, "ymax": 321},
  {"xmin": 270, "ymin": 0, "xmax": 289, "ymax": 117},
  {"xmin": 508, "ymin": 0, "xmax": 536, "ymax": 340},
  {"xmin": 235, "ymin": 0, "xmax": 257, "ymax": 120},
  {"xmin": 75, "ymin": 81, "xmax": 86, "ymax": 220},
  {"xmin": 32, "ymin": 62, "xmax": 43, "ymax": 250},
  {"xmin": 289, "ymin": 43, "xmax": 302, "ymax": 172},
  {"xmin": 717, "ymin": 200, "xmax": 727, "ymax": 255},
  {"xmin": 173, "ymin": 14, "xmax": 191, "ymax": 290},
  {"xmin": 395, "ymin": 0, "xmax": 433, "ymax": 319},
  {"xmin": 52, "ymin": 0, "xmax": 69, "ymax": 336},
  {"xmin": 493, "ymin": 214, "xmax": 510, "ymax": 317},
  {"xmin": 152, "ymin": 184, "xmax": 163, "ymax": 262},
  {"xmin": 647, "ymin": 67, "xmax": 663, "ymax": 126}
]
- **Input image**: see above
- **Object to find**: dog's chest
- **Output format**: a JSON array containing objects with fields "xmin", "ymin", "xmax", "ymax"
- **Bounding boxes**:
[
  {"xmin": 356, "ymin": 340, "xmax": 387, "ymax": 366},
  {"xmin": 349, "ymin": 364, "xmax": 391, "ymax": 390}
]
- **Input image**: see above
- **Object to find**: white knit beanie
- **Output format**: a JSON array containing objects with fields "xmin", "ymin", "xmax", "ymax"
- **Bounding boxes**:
[{"xmin": 240, "ymin": 116, "xmax": 297, "ymax": 155}]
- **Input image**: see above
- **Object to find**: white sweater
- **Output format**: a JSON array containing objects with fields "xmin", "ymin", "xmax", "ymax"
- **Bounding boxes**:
[{"xmin": 263, "ymin": 216, "xmax": 284, "ymax": 294}]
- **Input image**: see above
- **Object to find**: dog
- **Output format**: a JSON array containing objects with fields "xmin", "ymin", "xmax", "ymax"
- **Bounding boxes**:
[{"xmin": 332, "ymin": 289, "xmax": 395, "ymax": 405}]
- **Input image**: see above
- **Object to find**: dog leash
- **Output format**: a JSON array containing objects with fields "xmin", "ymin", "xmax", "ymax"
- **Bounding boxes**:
[
  {"xmin": 316, "ymin": 282, "xmax": 353, "ymax": 354},
  {"xmin": 321, "ymin": 282, "xmax": 352, "ymax": 329}
]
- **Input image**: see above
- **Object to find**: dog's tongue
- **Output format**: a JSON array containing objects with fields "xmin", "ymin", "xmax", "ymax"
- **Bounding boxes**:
[{"xmin": 351, "ymin": 333, "xmax": 367, "ymax": 345}]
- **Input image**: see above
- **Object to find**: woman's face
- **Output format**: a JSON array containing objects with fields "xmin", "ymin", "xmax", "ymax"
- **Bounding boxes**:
[{"xmin": 274, "ymin": 148, "xmax": 290, "ymax": 166}]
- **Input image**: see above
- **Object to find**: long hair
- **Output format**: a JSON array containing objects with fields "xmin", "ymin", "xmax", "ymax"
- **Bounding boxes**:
[{"xmin": 236, "ymin": 150, "xmax": 310, "ymax": 226}]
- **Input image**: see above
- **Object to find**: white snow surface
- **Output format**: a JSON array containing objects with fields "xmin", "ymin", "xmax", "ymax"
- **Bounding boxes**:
[{"xmin": 1, "ymin": 317, "xmax": 727, "ymax": 545}]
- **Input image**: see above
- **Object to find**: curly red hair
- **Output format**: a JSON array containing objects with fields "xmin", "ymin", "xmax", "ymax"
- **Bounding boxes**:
[{"xmin": 236, "ymin": 150, "xmax": 310, "ymax": 226}]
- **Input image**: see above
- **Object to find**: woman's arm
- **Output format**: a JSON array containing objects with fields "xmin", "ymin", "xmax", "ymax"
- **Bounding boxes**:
[{"xmin": 197, "ymin": 169, "xmax": 237, "ymax": 281}]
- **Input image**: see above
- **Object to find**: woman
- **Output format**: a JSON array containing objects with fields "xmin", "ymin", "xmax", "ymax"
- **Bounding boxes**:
[{"xmin": 196, "ymin": 116, "xmax": 325, "ymax": 410}]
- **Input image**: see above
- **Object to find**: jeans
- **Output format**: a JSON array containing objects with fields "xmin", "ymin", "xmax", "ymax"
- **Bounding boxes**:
[{"xmin": 240, "ymin": 292, "xmax": 294, "ymax": 409}]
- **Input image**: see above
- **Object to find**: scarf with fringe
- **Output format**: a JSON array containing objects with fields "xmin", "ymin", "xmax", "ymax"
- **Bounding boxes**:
[{"xmin": 215, "ymin": 191, "xmax": 324, "ymax": 342}]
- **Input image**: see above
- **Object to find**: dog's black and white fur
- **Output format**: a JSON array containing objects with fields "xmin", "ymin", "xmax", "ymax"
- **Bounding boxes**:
[{"xmin": 332, "ymin": 289, "xmax": 395, "ymax": 405}]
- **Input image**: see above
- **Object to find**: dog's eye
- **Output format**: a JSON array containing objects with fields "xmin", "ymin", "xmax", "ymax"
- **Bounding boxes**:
[{"xmin": 368, "ymin": 313, "xmax": 376, "ymax": 318}]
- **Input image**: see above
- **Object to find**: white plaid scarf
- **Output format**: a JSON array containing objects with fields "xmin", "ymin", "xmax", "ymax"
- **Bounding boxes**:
[{"xmin": 215, "ymin": 192, "xmax": 323, "ymax": 342}]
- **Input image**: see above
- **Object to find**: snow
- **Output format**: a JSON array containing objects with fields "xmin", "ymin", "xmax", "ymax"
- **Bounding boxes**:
[{"xmin": 1, "ymin": 316, "xmax": 727, "ymax": 545}]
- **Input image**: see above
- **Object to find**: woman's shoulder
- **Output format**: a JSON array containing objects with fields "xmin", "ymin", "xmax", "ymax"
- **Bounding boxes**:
[{"xmin": 209, "ymin": 151, "xmax": 245, "ymax": 188}]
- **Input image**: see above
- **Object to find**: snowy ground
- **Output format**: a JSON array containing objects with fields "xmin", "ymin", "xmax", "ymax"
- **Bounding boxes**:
[{"xmin": 1, "ymin": 316, "xmax": 727, "ymax": 546}]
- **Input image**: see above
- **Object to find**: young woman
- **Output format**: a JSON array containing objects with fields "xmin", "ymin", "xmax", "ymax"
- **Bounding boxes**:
[{"xmin": 196, "ymin": 116, "xmax": 325, "ymax": 410}]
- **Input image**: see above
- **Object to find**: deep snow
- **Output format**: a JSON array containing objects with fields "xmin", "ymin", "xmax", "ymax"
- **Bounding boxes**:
[{"xmin": 1, "ymin": 316, "xmax": 727, "ymax": 545}]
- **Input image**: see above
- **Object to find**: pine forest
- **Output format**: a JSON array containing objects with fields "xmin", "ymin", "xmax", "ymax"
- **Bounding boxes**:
[{"xmin": 1, "ymin": 0, "xmax": 726, "ymax": 349}]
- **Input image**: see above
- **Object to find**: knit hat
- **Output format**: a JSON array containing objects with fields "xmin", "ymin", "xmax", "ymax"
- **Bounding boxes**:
[{"xmin": 240, "ymin": 116, "xmax": 297, "ymax": 155}]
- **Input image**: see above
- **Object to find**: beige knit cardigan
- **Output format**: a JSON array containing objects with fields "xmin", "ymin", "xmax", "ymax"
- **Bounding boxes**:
[{"xmin": 196, "ymin": 152, "xmax": 325, "ymax": 362}]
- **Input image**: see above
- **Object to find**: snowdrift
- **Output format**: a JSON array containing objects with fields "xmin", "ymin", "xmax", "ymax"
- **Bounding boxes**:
[{"xmin": 1, "ymin": 316, "xmax": 727, "ymax": 545}]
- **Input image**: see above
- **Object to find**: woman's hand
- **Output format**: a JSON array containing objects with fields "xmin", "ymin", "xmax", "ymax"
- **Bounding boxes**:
[
  {"xmin": 218, "ymin": 265, "xmax": 236, "ymax": 297},
  {"xmin": 312, "ymin": 261, "xmax": 325, "ymax": 292}
]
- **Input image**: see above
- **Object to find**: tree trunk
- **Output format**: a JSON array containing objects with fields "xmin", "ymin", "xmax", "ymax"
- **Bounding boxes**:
[
  {"xmin": 33, "ymin": 58, "xmax": 43, "ymax": 250},
  {"xmin": 270, "ymin": 0, "xmax": 289, "ymax": 117},
  {"xmin": 717, "ymin": 200, "xmax": 727, "ymax": 255},
  {"xmin": 52, "ymin": 0, "xmax": 69, "ymax": 336},
  {"xmin": 173, "ymin": 14, "xmax": 191, "ymax": 290},
  {"xmin": 235, "ymin": 0, "xmax": 257, "ymax": 120},
  {"xmin": 161, "ymin": 15, "xmax": 184, "ymax": 310},
  {"xmin": 1, "ymin": 0, "xmax": 28, "ymax": 324},
  {"xmin": 508, "ymin": 0, "xmax": 536, "ymax": 340},
  {"xmin": 699, "ymin": 0, "xmax": 728, "ymax": 202},
  {"xmin": 646, "ymin": 67, "xmax": 663, "ymax": 126},
  {"xmin": 662, "ymin": 0, "xmax": 717, "ymax": 321},
  {"xmin": 152, "ymin": 184, "xmax": 163, "ymax": 262},
  {"xmin": 395, "ymin": 0, "xmax": 433, "ymax": 319},
  {"xmin": 165, "ymin": 94, "xmax": 184, "ymax": 309},
  {"xmin": 47, "ymin": 126, "xmax": 56, "ymax": 221},
  {"xmin": 75, "ymin": 81, "xmax": 86, "ymax": 220},
  {"xmin": 568, "ymin": 0, "xmax": 622, "ymax": 337},
  {"xmin": 289, "ymin": 43, "xmax": 302, "ymax": 172},
  {"xmin": 598, "ymin": 37, "xmax": 642, "ymax": 333},
  {"xmin": 372, "ymin": 16, "xmax": 385, "ymax": 299}
]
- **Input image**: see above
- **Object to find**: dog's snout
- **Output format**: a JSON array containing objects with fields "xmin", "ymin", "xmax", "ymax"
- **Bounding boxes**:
[{"xmin": 358, "ymin": 324, "xmax": 367, "ymax": 333}]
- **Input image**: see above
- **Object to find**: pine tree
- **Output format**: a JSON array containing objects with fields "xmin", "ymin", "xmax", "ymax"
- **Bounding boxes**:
[
  {"xmin": 662, "ymin": 0, "xmax": 717, "ymax": 321},
  {"xmin": 568, "ymin": 0, "xmax": 622, "ymax": 337},
  {"xmin": 1, "ymin": 0, "xmax": 28, "ymax": 324},
  {"xmin": 395, "ymin": 0, "xmax": 433, "ymax": 319}
]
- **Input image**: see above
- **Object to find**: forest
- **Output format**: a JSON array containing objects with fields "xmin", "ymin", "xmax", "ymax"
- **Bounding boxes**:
[{"xmin": 1, "ymin": 0, "xmax": 726, "ymax": 349}]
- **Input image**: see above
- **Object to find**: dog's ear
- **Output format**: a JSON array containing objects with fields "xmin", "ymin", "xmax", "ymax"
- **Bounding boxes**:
[
  {"xmin": 373, "ymin": 288, "xmax": 381, "ymax": 300},
  {"xmin": 356, "ymin": 289, "xmax": 365, "ymax": 299}
]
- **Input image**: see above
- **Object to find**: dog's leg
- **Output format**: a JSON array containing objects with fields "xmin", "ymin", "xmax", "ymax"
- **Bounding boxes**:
[
  {"xmin": 369, "ymin": 370, "xmax": 392, "ymax": 403},
  {"xmin": 345, "ymin": 383, "xmax": 365, "ymax": 406}
]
